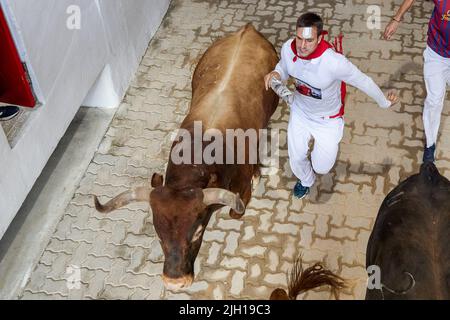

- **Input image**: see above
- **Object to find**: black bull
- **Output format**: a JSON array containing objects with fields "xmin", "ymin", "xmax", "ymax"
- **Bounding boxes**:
[{"xmin": 366, "ymin": 162, "xmax": 450, "ymax": 299}]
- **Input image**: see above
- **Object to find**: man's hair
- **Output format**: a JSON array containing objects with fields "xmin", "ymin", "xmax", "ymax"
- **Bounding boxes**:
[{"xmin": 296, "ymin": 12, "xmax": 323, "ymax": 36}]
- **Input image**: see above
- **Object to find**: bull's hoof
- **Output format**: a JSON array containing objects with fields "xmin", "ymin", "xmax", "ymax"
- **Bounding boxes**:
[{"xmin": 229, "ymin": 208, "xmax": 245, "ymax": 219}]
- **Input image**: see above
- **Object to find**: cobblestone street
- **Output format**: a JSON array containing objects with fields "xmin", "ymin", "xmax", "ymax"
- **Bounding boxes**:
[{"xmin": 19, "ymin": 0, "xmax": 448, "ymax": 299}]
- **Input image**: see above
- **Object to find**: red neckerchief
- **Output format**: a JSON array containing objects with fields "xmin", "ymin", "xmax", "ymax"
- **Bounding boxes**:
[{"xmin": 291, "ymin": 31, "xmax": 333, "ymax": 62}]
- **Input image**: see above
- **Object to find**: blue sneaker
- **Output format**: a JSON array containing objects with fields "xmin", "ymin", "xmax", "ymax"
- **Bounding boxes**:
[
  {"xmin": 0, "ymin": 106, "xmax": 20, "ymax": 121},
  {"xmin": 423, "ymin": 144, "xmax": 436, "ymax": 163},
  {"xmin": 293, "ymin": 180, "xmax": 310, "ymax": 199}
]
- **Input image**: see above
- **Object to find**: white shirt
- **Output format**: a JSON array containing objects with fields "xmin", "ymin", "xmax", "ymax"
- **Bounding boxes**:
[{"xmin": 275, "ymin": 39, "xmax": 391, "ymax": 117}]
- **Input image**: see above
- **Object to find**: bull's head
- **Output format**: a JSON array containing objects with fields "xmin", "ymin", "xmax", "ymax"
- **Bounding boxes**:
[
  {"xmin": 149, "ymin": 173, "xmax": 244, "ymax": 290},
  {"xmin": 95, "ymin": 173, "xmax": 245, "ymax": 290}
]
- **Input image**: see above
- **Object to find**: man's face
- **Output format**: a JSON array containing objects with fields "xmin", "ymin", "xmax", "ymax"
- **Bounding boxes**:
[{"xmin": 295, "ymin": 27, "xmax": 321, "ymax": 57}]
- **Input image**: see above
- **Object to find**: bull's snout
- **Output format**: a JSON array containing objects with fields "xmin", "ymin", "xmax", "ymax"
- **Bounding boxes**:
[{"xmin": 162, "ymin": 274, "xmax": 194, "ymax": 291}]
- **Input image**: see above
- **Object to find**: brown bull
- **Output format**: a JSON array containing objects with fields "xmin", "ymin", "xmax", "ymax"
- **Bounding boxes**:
[{"xmin": 94, "ymin": 24, "xmax": 279, "ymax": 290}]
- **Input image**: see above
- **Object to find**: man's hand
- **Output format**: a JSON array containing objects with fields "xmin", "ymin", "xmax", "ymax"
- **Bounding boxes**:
[
  {"xmin": 383, "ymin": 0, "xmax": 415, "ymax": 39},
  {"xmin": 264, "ymin": 71, "xmax": 281, "ymax": 91},
  {"xmin": 383, "ymin": 20, "xmax": 400, "ymax": 40},
  {"xmin": 387, "ymin": 90, "xmax": 400, "ymax": 107}
]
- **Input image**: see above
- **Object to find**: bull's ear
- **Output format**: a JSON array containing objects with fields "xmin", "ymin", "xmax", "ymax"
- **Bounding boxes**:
[{"xmin": 151, "ymin": 173, "xmax": 164, "ymax": 187}]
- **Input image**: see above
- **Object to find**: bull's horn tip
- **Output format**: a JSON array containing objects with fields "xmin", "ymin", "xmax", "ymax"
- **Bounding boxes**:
[
  {"xmin": 235, "ymin": 193, "xmax": 245, "ymax": 214},
  {"xmin": 93, "ymin": 196, "xmax": 104, "ymax": 212}
]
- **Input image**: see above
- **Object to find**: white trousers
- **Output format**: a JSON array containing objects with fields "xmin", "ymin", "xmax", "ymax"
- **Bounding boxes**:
[
  {"xmin": 423, "ymin": 46, "xmax": 450, "ymax": 148},
  {"xmin": 287, "ymin": 107, "xmax": 345, "ymax": 187}
]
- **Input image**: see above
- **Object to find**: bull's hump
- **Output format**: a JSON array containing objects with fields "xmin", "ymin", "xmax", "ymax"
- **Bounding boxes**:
[
  {"xmin": 216, "ymin": 27, "xmax": 247, "ymax": 92},
  {"xmin": 193, "ymin": 25, "xmax": 265, "ymax": 129}
]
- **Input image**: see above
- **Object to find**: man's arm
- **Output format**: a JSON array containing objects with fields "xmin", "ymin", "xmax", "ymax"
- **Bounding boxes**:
[
  {"xmin": 334, "ymin": 55, "xmax": 398, "ymax": 108},
  {"xmin": 384, "ymin": 0, "xmax": 415, "ymax": 40}
]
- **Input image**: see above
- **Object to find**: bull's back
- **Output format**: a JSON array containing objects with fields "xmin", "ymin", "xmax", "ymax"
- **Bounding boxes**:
[{"xmin": 185, "ymin": 24, "xmax": 278, "ymax": 132}]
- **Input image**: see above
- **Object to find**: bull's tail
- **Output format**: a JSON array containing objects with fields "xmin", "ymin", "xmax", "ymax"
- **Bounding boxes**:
[
  {"xmin": 288, "ymin": 258, "xmax": 347, "ymax": 300},
  {"xmin": 94, "ymin": 187, "xmax": 151, "ymax": 213},
  {"xmin": 271, "ymin": 256, "xmax": 347, "ymax": 300}
]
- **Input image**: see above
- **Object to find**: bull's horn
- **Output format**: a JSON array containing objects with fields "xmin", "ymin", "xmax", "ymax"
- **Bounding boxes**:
[
  {"xmin": 94, "ymin": 186, "xmax": 152, "ymax": 213},
  {"xmin": 202, "ymin": 188, "xmax": 245, "ymax": 214}
]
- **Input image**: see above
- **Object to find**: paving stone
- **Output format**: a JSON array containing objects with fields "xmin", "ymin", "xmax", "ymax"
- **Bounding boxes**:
[
  {"xmin": 84, "ymin": 270, "xmax": 108, "ymax": 299},
  {"xmin": 329, "ymin": 227, "xmax": 358, "ymax": 240},
  {"xmin": 272, "ymin": 222, "xmax": 299, "ymax": 236},
  {"xmin": 315, "ymin": 215, "xmax": 330, "ymax": 238},
  {"xmin": 261, "ymin": 235, "xmax": 280, "ymax": 245},
  {"xmin": 265, "ymin": 189, "xmax": 290, "ymax": 200},
  {"xmin": 282, "ymin": 236, "xmax": 298, "ymax": 261},
  {"xmin": 40, "ymin": 278, "xmax": 70, "ymax": 297},
  {"xmin": 147, "ymin": 276, "xmax": 165, "ymax": 299},
  {"xmin": 213, "ymin": 285, "xmax": 224, "ymax": 300},
  {"xmin": 249, "ymin": 263, "xmax": 262, "ymax": 279},
  {"xmin": 216, "ymin": 218, "xmax": 243, "ymax": 231},
  {"xmin": 258, "ymin": 212, "xmax": 272, "ymax": 232},
  {"xmin": 127, "ymin": 247, "xmax": 149, "ymax": 273},
  {"xmin": 274, "ymin": 200, "xmax": 289, "ymax": 222},
  {"xmin": 83, "ymin": 255, "xmax": 113, "ymax": 272},
  {"xmin": 263, "ymin": 273, "xmax": 286, "ymax": 287},
  {"xmin": 240, "ymin": 245, "xmax": 266, "ymax": 257},
  {"xmin": 242, "ymin": 226, "xmax": 255, "ymax": 241},
  {"xmin": 204, "ymin": 269, "xmax": 231, "ymax": 281},
  {"xmin": 99, "ymin": 284, "xmax": 134, "ymax": 300},
  {"xmin": 220, "ymin": 257, "xmax": 247, "ymax": 270},
  {"xmin": 267, "ymin": 250, "xmax": 279, "ymax": 272},
  {"xmin": 223, "ymin": 231, "xmax": 240, "ymax": 255},
  {"xmin": 205, "ymin": 242, "xmax": 222, "ymax": 265},
  {"xmin": 230, "ymin": 271, "xmax": 246, "ymax": 296},
  {"xmin": 345, "ymin": 216, "xmax": 373, "ymax": 230},
  {"xmin": 248, "ymin": 198, "xmax": 276, "ymax": 210},
  {"xmin": 25, "ymin": 264, "xmax": 52, "ymax": 292},
  {"xmin": 203, "ymin": 229, "xmax": 227, "ymax": 243},
  {"xmin": 287, "ymin": 212, "xmax": 316, "ymax": 225},
  {"xmin": 40, "ymin": 251, "xmax": 59, "ymax": 266},
  {"xmin": 148, "ymin": 239, "xmax": 164, "ymax": 262},
  {"xmin": 299, "ymin": 225, "xmax": 314, "ymax": 248},
  {"xmin": 184, "ymin": 280, "xmax": 209, "ymax": 294},
  {"xmin": 21, "ymin": 290, "xmax": 55, "ymax": 300},
  {"xmin": 129, "ymin": 287, "xmax": 150, "ymax": 300},
  {"xmin": 105, "ymin": 260, "xmax": 129, "ymax": 286}
]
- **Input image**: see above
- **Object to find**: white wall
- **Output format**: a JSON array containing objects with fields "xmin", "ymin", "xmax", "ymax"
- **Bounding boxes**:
[
  {"xmin": 0, "ymin": 0, "xmax": 170, "ymax": 239},
  {"xmin": 84, "ymin": 0, "xmax": 171, "ymax": 108}
]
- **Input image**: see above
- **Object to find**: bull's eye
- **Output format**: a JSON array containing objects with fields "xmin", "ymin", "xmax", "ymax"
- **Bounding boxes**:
[{"xmin": 192, "ymin": 225, "xmax": 204, "ymax": 242}]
